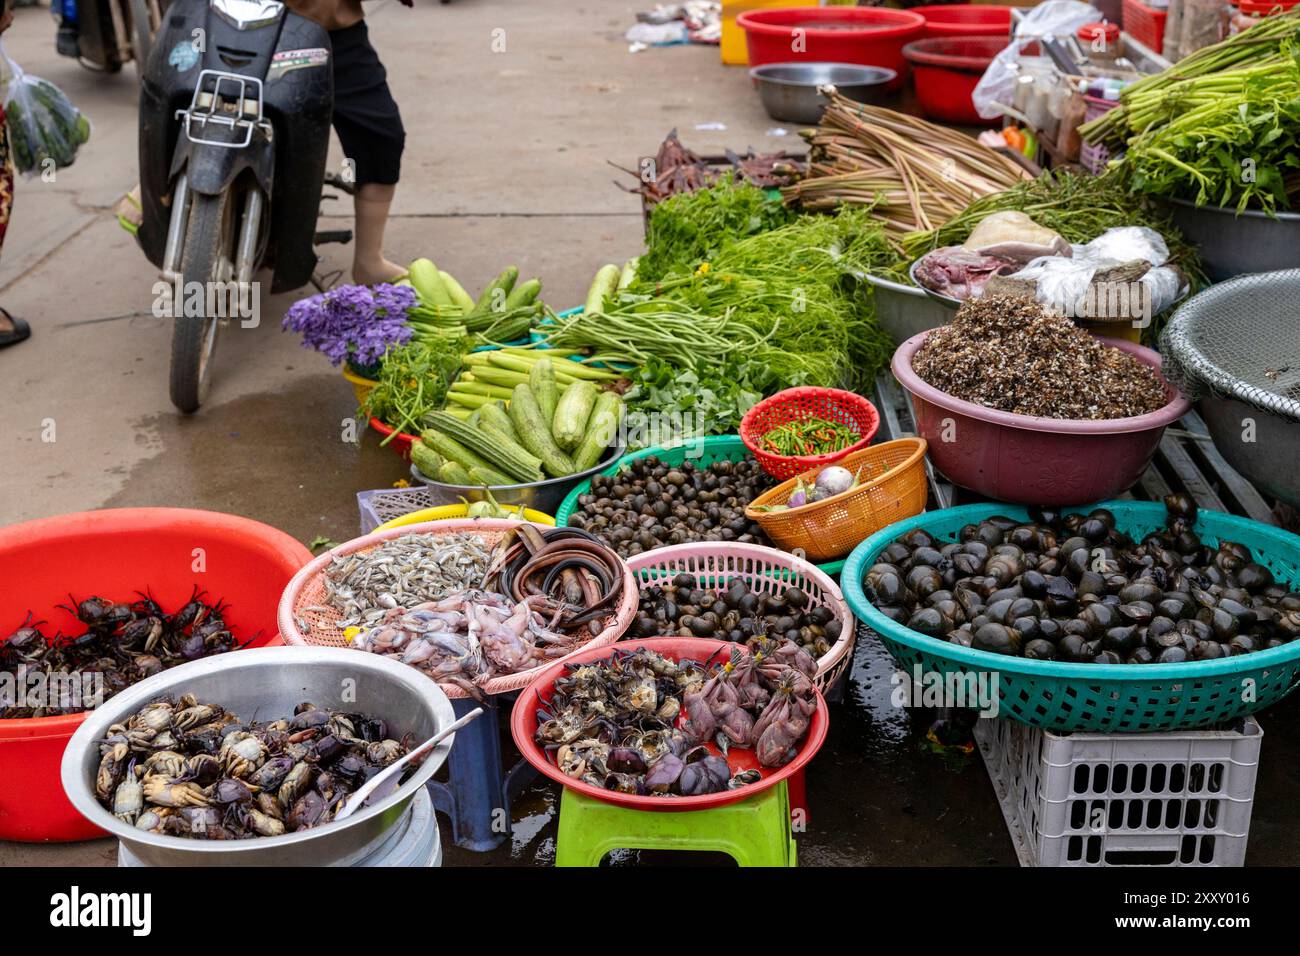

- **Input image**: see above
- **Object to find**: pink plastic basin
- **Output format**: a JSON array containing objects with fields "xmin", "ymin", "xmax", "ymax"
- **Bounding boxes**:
[
  {"xmin": 0, "ymin": 508, "xmax": 309, "ymax": 842},
  {"xmin": 911, "ymin": 5, "xmax": 1013, "ymax": 38},
  {"xmin": 892, "ymin": 331, "xmax": 1190, "ymax": 506},
  {"xmin": 738, "ymin": 7, "xmax": 926, "ymax": 88}
]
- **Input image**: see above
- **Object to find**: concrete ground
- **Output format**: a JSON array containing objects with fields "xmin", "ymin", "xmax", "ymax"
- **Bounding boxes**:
[{"xmin": 3, "ymin": 0, "xmax": 1298, "ymax": 867}]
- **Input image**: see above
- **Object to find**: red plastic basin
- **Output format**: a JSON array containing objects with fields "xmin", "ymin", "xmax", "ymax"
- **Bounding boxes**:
[
  {"xmin": 892, "ymin": 332, "xmax": 1191, "ymax": 506},
  {"xmin": 369, "ymin": 416, "xmax": 419, "ymax": 462},
  {"xmin": 903, "ymin": 35, "xmax": 1005, "ymax": 126},
  {"xmin": 911, "ymin": 4, "xmax": 1013, "ymax": 38},
  {"xmin": 511, "ymin": 637, "xmax": 828, "ymax": 812},
  {"xmin": 0, "ymin": 508, "xmax": 310, "ymax": 842},
  {"xmin": 737, "ymin": 7, "xmax": 925, "ymax": 89}
]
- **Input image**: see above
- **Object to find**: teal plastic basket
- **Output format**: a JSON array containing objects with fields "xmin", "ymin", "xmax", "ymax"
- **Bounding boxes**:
[
  {"xmin": 842, "ymin": 501, "xmax": 1300, "ymax": 733},
  {"xmin": 554, "ymin": 435, "xmax": 848, "ymax": 577}
]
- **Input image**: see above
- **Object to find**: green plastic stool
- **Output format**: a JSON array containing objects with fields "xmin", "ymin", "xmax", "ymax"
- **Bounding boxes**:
[{"xmin": 555, "ymin": 781, "xmax": 797, "ymax": 867}]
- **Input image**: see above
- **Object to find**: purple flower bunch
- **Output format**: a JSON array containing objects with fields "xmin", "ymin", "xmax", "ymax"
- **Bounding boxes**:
[{"xmin": 281, "ymin": 283, "xmax": 418, "ymax": 368}]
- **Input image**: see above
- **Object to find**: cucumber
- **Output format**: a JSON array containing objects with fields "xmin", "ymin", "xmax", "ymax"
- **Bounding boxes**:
[
  {"xmin": 438, "ymin": 460, "xmax": 475, "ymax": 485},
  {"xmin": 469, "ymin": 266, "xmax": 519, "ymax": 317},
  {"xmin": 584, "ymin": 264, "xmax": 621, "ymax": 316},
  {"xmin": 572, "ymin": 392, "xmax": 623, "ymax": 472},
  {"xmin": 410, "ymin": 442, "xmax": 444, "ymax": 479},
  {"xmin": 529, "ymin": 358, "xmax": 560, "ymax": 430},
  {"xmin": 618, "ymin": 258, "xmax": 638, "ymax": 289},
  {"xmin": 552, "ymin": 380, "xmax": 598, "ymax": 453},
  {"xmin": 508, "ymin": 384, "xmax": 576, "ymax": 478},
  {"xmin": 478, "ymin": 402, "xmax": 521, "ymax": 444},
  {"xmin": 439, "ymin": 270, "xmax": 477, "ymax": 312},
  {"xmin": 504, "ymin": 278, "xmax": 541, "ymax": 310},
  {"xmin": 408, "ymin": 259, "xmax": 455, "ymax": 308}
]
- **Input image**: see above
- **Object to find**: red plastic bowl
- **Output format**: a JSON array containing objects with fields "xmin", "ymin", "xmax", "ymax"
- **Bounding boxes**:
[
  {"xmin": 369, "ymin": 416, "xmax": 419, "ymax": 462},
  {"xmin": 0, "ymin": 508, "xmax": 310, "ymax": 842},
  {"xmin": 903, "ymin": 36, "xmax": 1005, "ymax": 126},
  {"xmin": 511, "ymin": 637, "xmax": 828, "ymax": 812},
  {"xmin": 740, "ymin": 386, "xmax": 881, "ymax": 480},
  {"xmin": 738, "ymin": 7, "xmax": 925, "ymax": 89},
  {"xmin": 911, "ymin": 4, "xmax": 1013, "ymax": 38},
  {"xmin": 892, "ymin": 331, "xmax": 1190, "ymax": 506}
]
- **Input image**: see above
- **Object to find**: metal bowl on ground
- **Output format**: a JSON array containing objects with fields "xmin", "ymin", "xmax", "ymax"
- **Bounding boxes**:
[
  {"xmin": 409, "ymin": 441, "xmax": 626, "ymax": 516},
  {"xmin": 865, "ymin": 270, "xmax": 954, "ymax": 346},
  {"xmin": 1160, "ymin": 270, "xmax": 1300, "ymax": 507},
  {"xmin": 1158, "ymin": 197, "xmax": 1300, "ymax": 281},
  {"xmin": 749, "ymin": 62, "xmax": 896, "ymax": 124},
  {"xmin": 60, "ymin": 646, "xmax": 457, "ymax": 866}
]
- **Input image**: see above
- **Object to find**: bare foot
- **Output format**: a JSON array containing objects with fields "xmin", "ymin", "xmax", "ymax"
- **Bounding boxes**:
[{"xmin": 352, "ymin": 257, "xmax": 405, "ymax": 286}]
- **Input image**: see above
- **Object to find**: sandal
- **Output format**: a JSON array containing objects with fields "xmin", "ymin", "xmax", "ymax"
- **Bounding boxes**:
[{"xmin": 0, "ymin": 307, "xmax": 31, "ymax": 349}]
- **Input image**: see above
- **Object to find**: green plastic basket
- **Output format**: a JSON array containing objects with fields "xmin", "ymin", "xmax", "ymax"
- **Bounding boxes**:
[
  {"xmin": 554, "ymin": 435, "xmax": 848, "ymax": 577},
  {"xmin": 842, "ymin": 501, "xmax": 1300, "ymax": 733}
]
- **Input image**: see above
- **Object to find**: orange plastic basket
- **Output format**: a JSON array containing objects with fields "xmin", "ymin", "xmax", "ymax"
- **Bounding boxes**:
[
  {"xmin": 740, "ymin": 386, "xmax": 881, "ymax": 480},
  {"xmin": 277, "ymin": 518, "xmax": 638, "ymax": 698},
  {"xmin": 744, "ymin": 438, "xmax": 928, "ymax": 562}
]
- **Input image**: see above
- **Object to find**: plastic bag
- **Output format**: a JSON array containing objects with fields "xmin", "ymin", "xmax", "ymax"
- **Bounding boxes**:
[
  {"xmin": 1, "ymin": 40, "xmax": 92, "ymax": 177},
  {"xmin": 971, "ymin": 1, "xmax": 1102, "ymax": 120}
]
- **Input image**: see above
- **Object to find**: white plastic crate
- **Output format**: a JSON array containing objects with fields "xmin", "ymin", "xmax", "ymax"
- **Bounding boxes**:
[{"xmin": 976, "ymin": 716, "xmax": 1262, "ymax": 867}]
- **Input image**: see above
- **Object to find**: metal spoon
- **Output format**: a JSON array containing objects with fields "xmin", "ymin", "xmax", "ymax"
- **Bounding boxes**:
[{"xmin": 334, "ymin": 707, "xmax": 484, "ymax": 821}]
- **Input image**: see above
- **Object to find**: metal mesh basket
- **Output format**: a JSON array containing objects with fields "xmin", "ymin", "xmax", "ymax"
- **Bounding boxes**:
[{"xmin": 1160, "ymin": 270, "xmax": 1300, "ymax": 422}]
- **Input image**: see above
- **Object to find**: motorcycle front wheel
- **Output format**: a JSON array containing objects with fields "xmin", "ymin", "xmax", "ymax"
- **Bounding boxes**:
[{"xmin": 169, "ymin": 189, "xmax": 234, "ymax": 414}]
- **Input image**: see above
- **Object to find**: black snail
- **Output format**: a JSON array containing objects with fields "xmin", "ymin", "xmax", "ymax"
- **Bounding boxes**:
[{"xmin": 864, "ymin": 495, "xmax": 1300, "ymax": 664}]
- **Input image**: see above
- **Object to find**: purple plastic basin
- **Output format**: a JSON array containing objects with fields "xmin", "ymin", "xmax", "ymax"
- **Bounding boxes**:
[{"xmin": 892, "ymin": 331, "xmax": 1190, "ymax": 506}]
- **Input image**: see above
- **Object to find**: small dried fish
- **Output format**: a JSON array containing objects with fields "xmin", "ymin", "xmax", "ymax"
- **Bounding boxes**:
[{"xmin": 323, "ymin": 533, "xmax": 492, "ymax": 628}]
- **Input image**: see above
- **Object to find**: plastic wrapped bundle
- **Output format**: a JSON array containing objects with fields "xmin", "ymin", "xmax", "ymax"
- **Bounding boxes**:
[{"xmin": 2, "ymin": 41, "xmax": 91, "ymax": 176}]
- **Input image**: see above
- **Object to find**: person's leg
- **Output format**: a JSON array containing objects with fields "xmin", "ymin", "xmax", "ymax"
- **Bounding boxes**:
[{"xmin": 329, "ymin": 23, "xmax": 406, "ymax": 285}]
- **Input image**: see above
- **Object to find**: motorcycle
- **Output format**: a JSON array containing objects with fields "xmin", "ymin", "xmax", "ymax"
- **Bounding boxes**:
[
  {"xmin": 137, "ymin": 0, "xmax": 347, "ymax": 413},
  {"xmin": 55, "ymin": 0, "xmax": 165, "ymax": 75}
]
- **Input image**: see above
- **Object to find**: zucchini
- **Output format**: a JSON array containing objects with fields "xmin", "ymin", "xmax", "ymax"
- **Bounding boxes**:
[
  {"xmin": 552, "ymin": 380, "xmax": 598, "ymax": 452},
  {"xmin": 408, "ymin": 259, "xmax": 455, "ymax": 308},
  {"xmin": 424, "ymin": 410, "xmax": 544, "ymax": 483},
  {"xmin": 572, "ymin": 392, "xmax": 623, "ymax": 472},
  {"xmin": 584, "ymin": 264, "xmax": 621, "ymax": 316},
  {"xmin": 500, "ymin": 348, "xmax": 619, "ymax": 381},
  {"xmin": 439, "ymin": 270, "xmax": 477, "ymax": 312},
  {"xmin": 508, "ymin": 384, "xmax": 576, "ymax": 478},
  {"xmin": 469, "ymin": 266, "xmax": 519, "ymax": 317},
  {"xmin": 410, "ymin": 442, "xmax": 444, "ymax": 479},
  {"xmin": 504, "ymin": 278, "xmax": 541, "ymax": 310},
  {"xmin": 529, "ymin": 358, "xmax": 560, "ymax": 430}
]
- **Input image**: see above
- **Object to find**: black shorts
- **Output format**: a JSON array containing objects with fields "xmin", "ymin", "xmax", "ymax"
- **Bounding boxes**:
[{"xmin": 330, "ymin": 22, "xmax": 405, "ymax": 186}]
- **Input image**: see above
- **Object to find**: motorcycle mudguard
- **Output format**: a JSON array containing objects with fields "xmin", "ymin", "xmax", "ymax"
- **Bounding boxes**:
[{"xmin": 138, "ymin": 0, "xmax": 333, "ymax": 293}]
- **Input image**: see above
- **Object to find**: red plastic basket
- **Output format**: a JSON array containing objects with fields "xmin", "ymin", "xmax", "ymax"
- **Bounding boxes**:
[
  {"xmin": 1123, "ymin": 0, "xmax": 1167, "ymax": 51},
  {"xmin": 739, "ymin": 386, "xmax": 880, "ymax": 480}
]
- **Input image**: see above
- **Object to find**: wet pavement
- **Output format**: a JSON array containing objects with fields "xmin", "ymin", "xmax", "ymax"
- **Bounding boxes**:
[{"xmin": 3, "ymin": 0, "xmax": 1300, "ymax": 868}]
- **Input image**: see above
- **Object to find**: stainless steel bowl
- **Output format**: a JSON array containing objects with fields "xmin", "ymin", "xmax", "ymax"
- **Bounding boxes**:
[
  {"xmin": 409, "ymin": 442, "xmax": 626, "ymax": 516},
  {"xmin": 60, "ymin": 646, "xmax": 457, "ymax": 866},
  {"xmin": 864, "ymin": 271, "xmax": 952, "ymax": 343},
  {"xmin": 749, "ymin": 63, "xmax": 896, "ymax": 124}
]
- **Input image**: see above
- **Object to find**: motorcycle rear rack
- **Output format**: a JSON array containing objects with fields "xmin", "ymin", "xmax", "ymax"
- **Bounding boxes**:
[{"xmin": 176, "ymin": 69, "xmax": 271, "ymax": 149}]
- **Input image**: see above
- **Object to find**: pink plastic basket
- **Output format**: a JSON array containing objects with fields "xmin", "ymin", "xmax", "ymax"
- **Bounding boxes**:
[
  {"xmin": 277, "ymin": 518, "xmax": 639, "ymax": 698},
  {"xmin": 624, "ymin": 542, "xmax": 855, "ymax": 692},
  {"xmin": 1080, "ymin": 94, "xmax": 1122, "ymax": 175}
]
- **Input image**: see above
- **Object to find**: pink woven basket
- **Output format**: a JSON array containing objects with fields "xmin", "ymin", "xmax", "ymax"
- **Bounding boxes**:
[
  {"xmin": 277, "ymin": 517, "xmax": 639, "ymax": 698},
  {"xmin": 624, "ymin": 542, "xmax": 855, "ymax": 692}
]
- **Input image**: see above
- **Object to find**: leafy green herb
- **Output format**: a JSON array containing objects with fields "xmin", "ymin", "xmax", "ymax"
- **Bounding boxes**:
[{"xmin": 362, "ymin": 335, "xmax": 468, "ymax": 442}]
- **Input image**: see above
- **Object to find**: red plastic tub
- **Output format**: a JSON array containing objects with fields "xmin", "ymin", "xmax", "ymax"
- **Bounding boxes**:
[
  {"xmin": 511, "ymin": 637, "xmax": 828, "ymax": 812},
  {"xmin": 369, "ymin": 416, "xmax": 419, "ymax": 462},
  {"xmin": 903, "ymin": 35, "xmax": 1005, "ymax": 126},
  {"xmin": 911, "ymin": 4, "xmax": 1012, "ymax": 38},
  {"xmin": 737, "ymin": 7, "xmax": 925, "ymax": 88},
  {"xmin": 892, "ymin": 332, "xmax": 1191, "ymax": 506},
  {"xmin": 0, "ymin": 508, "xmax": 310, "ymax": 842}
]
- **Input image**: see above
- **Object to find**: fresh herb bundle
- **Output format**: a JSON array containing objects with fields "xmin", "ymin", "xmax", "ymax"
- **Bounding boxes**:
[
  {"xmin": 362, "ymin": 334, "xmax": 468, "ymax": 441},
  {"xmin": 637, "ymin": 175, "xmax": 793, "ymax": 281}
]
